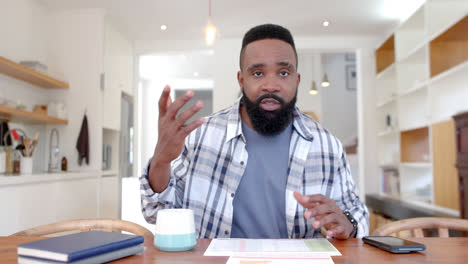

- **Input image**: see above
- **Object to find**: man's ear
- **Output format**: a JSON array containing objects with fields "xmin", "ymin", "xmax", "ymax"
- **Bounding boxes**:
[
  {"xmin": 297, "ymin": 73, "xmax": 301, "ymax": 85},
  {"xmin": 237, "ymin": 71, "xmax": 244, "ymax": 92}
]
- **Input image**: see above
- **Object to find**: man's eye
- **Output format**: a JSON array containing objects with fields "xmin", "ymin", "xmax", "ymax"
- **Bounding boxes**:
[
  {"xmin": 279, "ymin": 71, "xmax": 289, "ymax": 77},
  {"xmin": 253, "ymin": 71, "xmax": 263, "ymax": 77}
]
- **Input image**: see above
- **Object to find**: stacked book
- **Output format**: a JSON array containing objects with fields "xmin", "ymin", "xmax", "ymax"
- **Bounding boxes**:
[
  {"xmin": 382, "ymin": 168, "xmax": 400, "ymax": 198},
  {"xmin": 17, "ymin": 230, "xmax": 144, "ymax": 264}
]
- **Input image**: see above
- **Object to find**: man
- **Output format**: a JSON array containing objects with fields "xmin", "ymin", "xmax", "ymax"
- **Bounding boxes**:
[{"xmin": 140, "ymin": 24, "xmax": 369, "ymax": 239}]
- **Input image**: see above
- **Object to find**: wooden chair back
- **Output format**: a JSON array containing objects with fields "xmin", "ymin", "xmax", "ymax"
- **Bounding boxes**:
[
  {"xmin": 10, "ymin": 219, "xmax": 154, "ymax": 242},
  {"xmin": 371, "ymin": 217, "xmax": 468, "ymax": 238}
]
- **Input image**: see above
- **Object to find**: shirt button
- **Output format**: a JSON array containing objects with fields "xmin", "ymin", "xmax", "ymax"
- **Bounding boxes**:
[
  {"xmin": 225, "ymin": 230, "xmax": 229, "ymax": 235},
  {"xmin": 240, "ymin": 161, "xmax": 244, "ymax": 166},
  {"xmin": 231, "ymin": 193, "xmax": 235, "ymax": 198}
]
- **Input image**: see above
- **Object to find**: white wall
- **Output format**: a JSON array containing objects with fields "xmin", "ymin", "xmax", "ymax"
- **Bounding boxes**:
[
  {"xmin": 296, "ymin": 52, "xmax": 322, "ymax": 121},
  {"xmin": 139, "ymin": 79, "xmax": 159, "ymax": 174},
  {"xmin": 0, "ymin": 0, "xmax": 49, "ymax": 64},
  {"xmin": 46, "ymin": 9, "xmax": 105, "ymax": 172},
  {"xmin": 103, "ymin": 20, "xmax": 135, "ymax": 130},
  {"xmin": 357, "ymin": 49, "xmax": 379, "ymax": 197},
  {"xmin": 321, "ymin": 54, "xmax": 357, "ymax": 145},
  {"xmin": 0, "ymin": 0, "xmax": 52, "ymax": 172},
  {"xmin": 1, "ymin": 0, "xmax": 106, "ymax": 172}
]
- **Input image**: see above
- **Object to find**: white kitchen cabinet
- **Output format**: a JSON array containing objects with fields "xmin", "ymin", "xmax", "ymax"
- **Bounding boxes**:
[
  {"xmin": 99, "ymin": 173, "xmax": 120, "ymax": 219},
  {"xmin": 54, "ymin": 178, "xmax": 100, "ymax": 222},
  {"xmin": 0, "ymin": 172, "xmax": 102, "ymax": 236},
  {"xmin": 102, "ymin": 21, "xmax": 134, "ymax": 131}
]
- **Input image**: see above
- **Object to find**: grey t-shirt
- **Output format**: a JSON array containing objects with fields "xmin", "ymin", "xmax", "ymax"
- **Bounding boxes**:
[{"xmin": 230, "ymin": 121, "xmax": 292, "ymax": 238}]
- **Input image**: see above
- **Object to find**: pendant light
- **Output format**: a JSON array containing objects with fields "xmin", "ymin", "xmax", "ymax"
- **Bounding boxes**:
[
  {"xmin": 321, "ymin": 54, "xmax": 330, "ymax": 87},
  {"xmin": 321, "ymin": 73, "xmax": 330, "ymax": 87},
  {"xmin": 204, "ymin": 0, "xmax": 218, "ymax": 46},
  {"xmin": 309, "ymin": 80, "xmax": 318, "ymax": 95}
]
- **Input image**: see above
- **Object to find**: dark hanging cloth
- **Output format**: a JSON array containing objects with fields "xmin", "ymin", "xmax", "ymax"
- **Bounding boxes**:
[
  {"xmin": 76, "ymin": 114, "xmax": 89, "ymax": 165},
  {"xmin": 0, "ymin": 121, "xmax": 12, "ymax": 146}
]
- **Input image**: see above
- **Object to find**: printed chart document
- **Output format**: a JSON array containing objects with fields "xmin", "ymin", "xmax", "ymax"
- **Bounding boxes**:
[
  {"xmin": 204, "ymin": 239, "xmax": 341, "ymax": 257},
  {"xmin": 225, "ymin": 255, "xmax": 334, "ymax": 264}
]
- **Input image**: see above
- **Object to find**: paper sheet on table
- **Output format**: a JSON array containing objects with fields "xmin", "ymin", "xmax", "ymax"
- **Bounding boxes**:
[
  {"xmin": 204, "ymin": 239, "xmax": 341, "ymax": 257},
  {"xmin": 226, "ymin": 255, "xmax": 334, "ymax": 264}
]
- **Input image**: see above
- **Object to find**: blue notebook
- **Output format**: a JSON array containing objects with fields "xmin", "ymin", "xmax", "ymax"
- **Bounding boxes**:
[
  {"xmin": 17, "ymin": 244, "xmax": 144, "ymax": 264},
  {"xmin": 17, "ymin": 231, "xmax": 144, "ymax": 262}
]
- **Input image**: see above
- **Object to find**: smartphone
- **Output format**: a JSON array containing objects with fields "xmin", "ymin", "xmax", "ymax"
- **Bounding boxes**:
[{"xmin": 363, "ymin": 236, "xmax": 426, "ymax": 253}]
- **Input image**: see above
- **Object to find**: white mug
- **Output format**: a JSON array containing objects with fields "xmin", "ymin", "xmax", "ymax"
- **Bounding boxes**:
[
  {"xmin": 20, "ymin": 157, "xmax": 33, "ymax": 174},
  {"xmin": 154, "ymin": 209, "xmax": 196, "ymax": 251}
]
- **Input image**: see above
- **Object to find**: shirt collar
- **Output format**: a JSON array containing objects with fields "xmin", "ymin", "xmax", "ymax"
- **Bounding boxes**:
[
  {"xmin": 225, "ymin": 98, "xmax": 315, "ymax": 142},
  {"xmin": 226, "ymin": 98, "xmax": 244, "ymax": 143}
]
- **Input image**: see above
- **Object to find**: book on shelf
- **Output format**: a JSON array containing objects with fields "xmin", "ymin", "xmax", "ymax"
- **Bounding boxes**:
[
  {"xmin": 382, "ymin": 168, "xmax": 400, "ymax": 198},
  {"xmin": 17, "ymin": 244, "xmax": 144, "ymax": 264},
  {"xmin": 17, "ymin": 230, "xmax": 144, "ymax": 262}
]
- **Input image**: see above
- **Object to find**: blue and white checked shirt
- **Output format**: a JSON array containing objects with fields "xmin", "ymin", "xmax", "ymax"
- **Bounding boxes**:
[{"xmin": 140, "ymin": 99, "xmax": 369, "ymax": 238}]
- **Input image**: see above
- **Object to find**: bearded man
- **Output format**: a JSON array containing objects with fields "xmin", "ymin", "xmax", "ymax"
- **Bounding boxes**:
[{"xmin": 140, "ymin": 24, "xmax": 369, "ymax": 239}]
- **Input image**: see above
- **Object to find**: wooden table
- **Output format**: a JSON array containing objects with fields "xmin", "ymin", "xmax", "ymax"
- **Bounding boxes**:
[{"xmin": 3, "ymin": 236, "xmax": 468, "ymax": 263}]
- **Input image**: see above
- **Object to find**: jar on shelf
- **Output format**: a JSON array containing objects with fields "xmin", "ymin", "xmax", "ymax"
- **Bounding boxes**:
[
  {"xmin": 4, "ymin": 147, "xmax": 12, "ymax": 174},
  {"xmin": 61, "ymin": 156, "xmax": 67, "ymax": 171},
  {"xmin": 0, "ymin": 146, "xmax": 6, "ymax": 174},
  {"xmin": 12, "ymin": 149, "xmax": 21, "ymax": 174}
]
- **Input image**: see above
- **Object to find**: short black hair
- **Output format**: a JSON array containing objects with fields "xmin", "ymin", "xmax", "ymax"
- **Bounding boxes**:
[{"xmin": 239, "ymin": 24, "xmax": 298, "ymax": 70}]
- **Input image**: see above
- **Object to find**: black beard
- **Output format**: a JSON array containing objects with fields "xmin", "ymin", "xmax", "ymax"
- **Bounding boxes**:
[{"xmin": 242, "ymin": 91, "xmax": 296, "ymax": 136}]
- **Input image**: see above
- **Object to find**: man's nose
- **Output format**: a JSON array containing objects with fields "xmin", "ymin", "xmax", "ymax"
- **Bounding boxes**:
[{"xmin": 261, "ymin": 75, "xmax": 280, "ymax": 93}]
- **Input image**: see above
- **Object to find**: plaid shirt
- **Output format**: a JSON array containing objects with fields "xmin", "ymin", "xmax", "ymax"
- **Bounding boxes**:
[{"xmin": 140, "ymin": 99, "xmax": 369, "ymax": 238}]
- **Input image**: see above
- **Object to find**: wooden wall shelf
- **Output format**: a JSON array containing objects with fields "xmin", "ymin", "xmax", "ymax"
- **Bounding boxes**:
[
  {"xmin": 376, "ymin": 35, "xmax": 395, "ymax": 74},
  {"xmin": 400, "ymin": 127, "xmax": 430, "ymax": 163},
  {"xmin": 430, "ymin": 15, "xmax": 468, "ymax": 77},
  {"xmin": 0, "ymin": 56, "xmax": 69, "ymax": 89},
  {"xmin": 0, "ymin": 105, "xmax": 68, "ymax": 124}
]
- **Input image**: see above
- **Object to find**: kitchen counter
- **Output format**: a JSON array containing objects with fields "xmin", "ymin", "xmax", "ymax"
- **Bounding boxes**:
[
  {"xmin": 0, "ymin": 170, "xmax": 120, "ymax": 236},
  {"xmin": 0, "ymin": 171, "xmax": 105, "ymax": 187}
]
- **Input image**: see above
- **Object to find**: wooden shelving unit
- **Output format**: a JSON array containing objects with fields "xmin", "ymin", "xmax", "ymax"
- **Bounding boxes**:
[
  {"xmin": 375, "ymin": 35, "xmax": 395, "ymax": 74},
  {"xmin": 373, "ymin": 2, "xmax": 467, "ymax": 209},
  {"xmin": 0, "ymin": 105, "xmax": 67, "ymax": 125},
  {"xmin": 400, "ymin": 127, "xmax": 430, "ymax": 163},
  {"xmin": 432, "ymin": 120, "xmax": 459, "ymax": 210},
  {"xmin": 0, "ymin": 56, "xmax": 69, "ymax": 89},
  {"xmin": 430, "ymin": 15, "xmax": 468, "ymax": 77}
]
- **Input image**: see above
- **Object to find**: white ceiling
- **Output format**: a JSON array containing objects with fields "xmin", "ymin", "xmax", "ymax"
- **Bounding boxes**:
[{"xmin": 38, "ymin": 0, "xmax": 426, "ymax": 41}]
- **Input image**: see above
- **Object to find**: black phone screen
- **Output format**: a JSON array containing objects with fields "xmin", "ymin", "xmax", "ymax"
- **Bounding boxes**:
[
  {"xmin": 365, "ymin": 236, "xmax": 422, "ymax": 246},
  {"xmin": 363, "ymin": 236, "xmax": 426, "ymax": 253}
]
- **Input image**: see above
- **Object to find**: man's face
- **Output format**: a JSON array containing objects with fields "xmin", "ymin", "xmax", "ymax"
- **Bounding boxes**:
[{"xmin": 238, "ymin": 39, "xmax": 300, "ymax": 135}]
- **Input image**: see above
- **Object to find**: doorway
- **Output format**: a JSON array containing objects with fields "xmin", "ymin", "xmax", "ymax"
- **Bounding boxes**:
[{"xmin": 120, "ymin": 92, "xmax": 134, "ymax": 178}]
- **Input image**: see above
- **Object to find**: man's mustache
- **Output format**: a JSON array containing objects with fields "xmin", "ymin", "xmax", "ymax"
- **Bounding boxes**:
[{"xmin": 255, "ymin": 94, "xmax": 285, "ymax": 106}]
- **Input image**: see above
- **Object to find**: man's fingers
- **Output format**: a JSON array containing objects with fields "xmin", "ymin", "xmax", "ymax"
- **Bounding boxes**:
[
  {"xmin": 167, "ymin": 90, "xmax": 195, "ymax": 118},
  {"xmin": 312, "ymin": 213, "xmax": 338, "ymax": 229},
  {"xmin": 304, "ymin": 204, "xmax": 334, "ymax": 219},
  {"xmin": 158, "ymin": 85, "xmax": 171, "ymax": 114},
  {"xmin": 294, "ymin": 191, "xmax": 329, "ymax": 208},
  {"xmin": 303, "ymin": 194, "xmax": 331, "ymax": 204},
  {"xmin": 326, "ymin": 224, "xmax": 346, "ymax": 239},
  {"xmin": 294, "ymin": 191, "xmax": 313, "ymax": 208},
  {"xmin": 175, "ymin": 100, "xmax": 204, "ymax": 127},
  {"xmin": 177, "ymin": 117, "xmax": 204, "ymax": 137}
]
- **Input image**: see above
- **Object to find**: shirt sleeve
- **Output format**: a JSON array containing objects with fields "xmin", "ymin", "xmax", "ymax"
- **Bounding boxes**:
[
  {"xmin": 332, "ymin": 144, "xmax": 370, "ymax": 238},
  {"xmin": 139, "ymin": 146, "xmax": 190, "ymax": 224}
]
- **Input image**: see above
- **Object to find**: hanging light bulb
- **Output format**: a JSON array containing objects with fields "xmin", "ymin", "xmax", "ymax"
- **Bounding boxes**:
[
  {"xmin": 321, "ymin": 73, "xmax": 330, "ymax": 87},
  {"xmin": 204, "ymin": 0, "xmax": 218, "ymax": 46},
  {"xmin": 204, "ymin": 22, "xmax": 217, "ymax": 46},
  {"xmin": 309, "ymin": 80, "xmax": 318, "ymax": 95}
]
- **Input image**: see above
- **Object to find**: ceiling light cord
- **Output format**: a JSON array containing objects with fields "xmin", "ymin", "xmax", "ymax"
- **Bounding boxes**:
[{"xmin": 209, "ymin": 0, "xmax": 211, "ymax": 17}]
